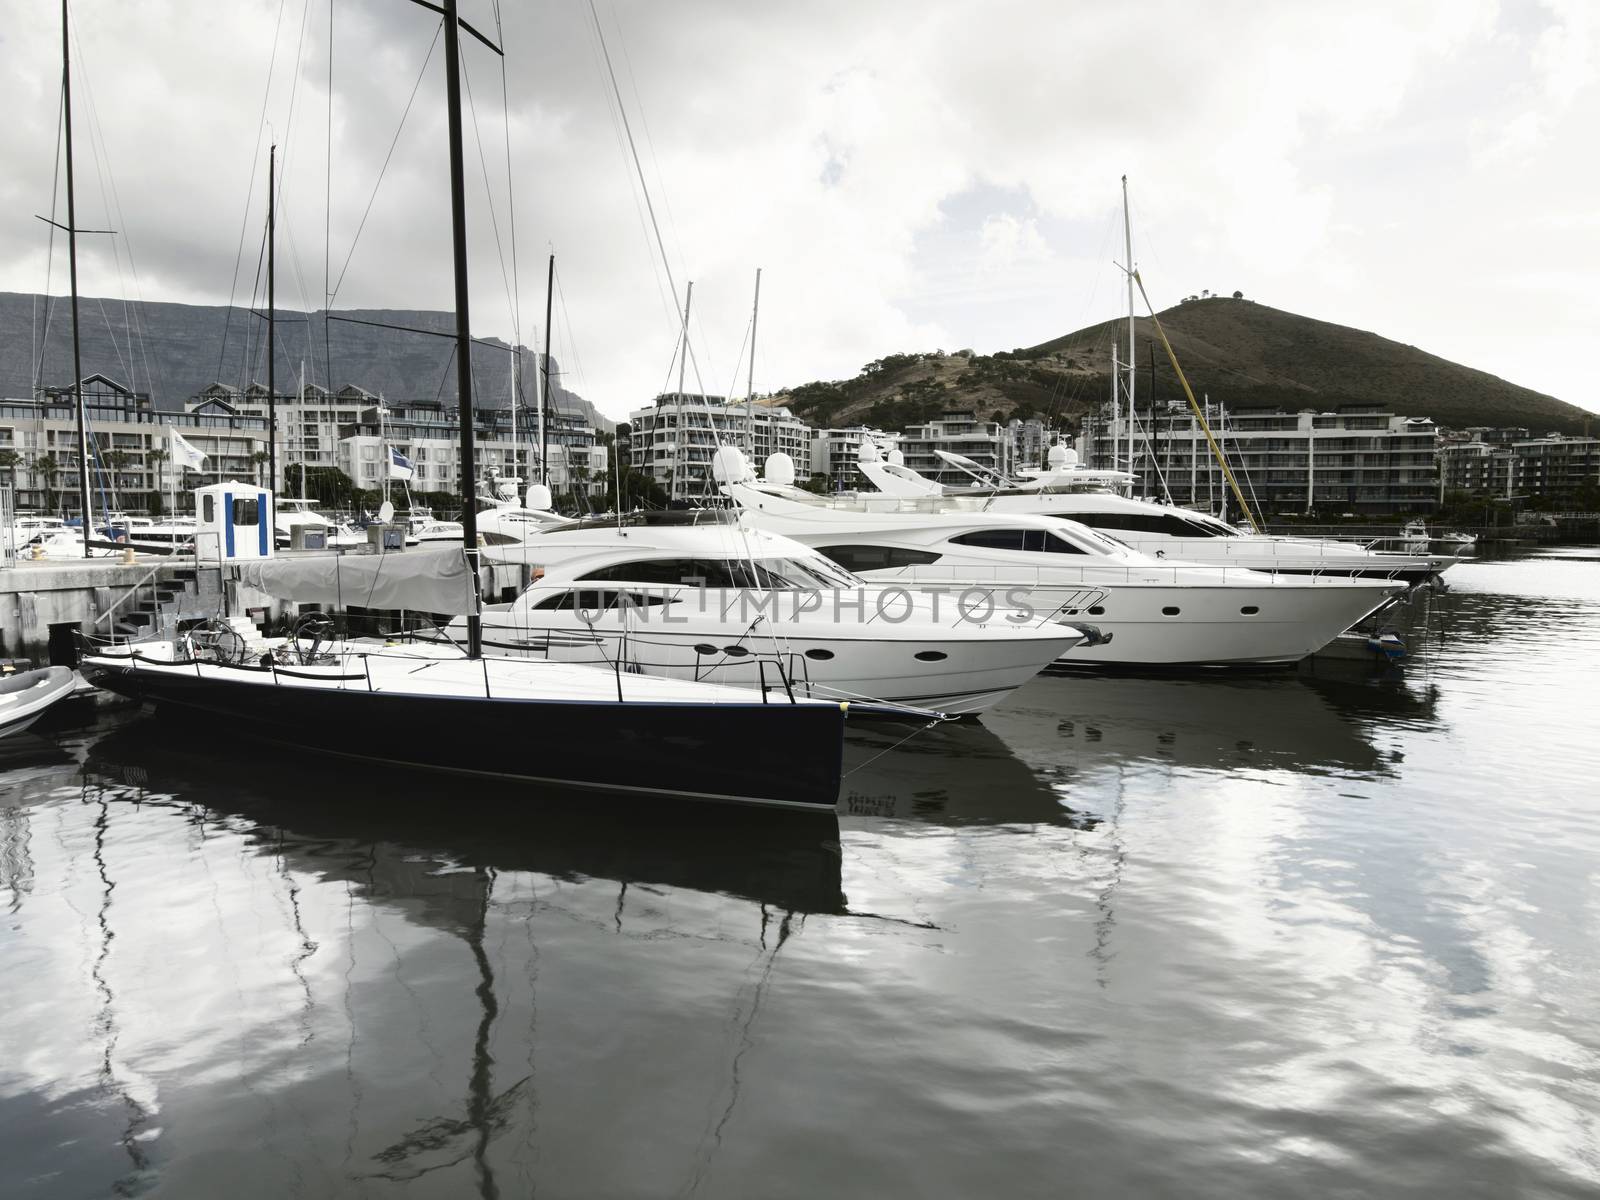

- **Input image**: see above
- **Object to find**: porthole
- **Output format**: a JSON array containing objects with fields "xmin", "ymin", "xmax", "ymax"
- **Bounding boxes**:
[
  {"xmin": 805, "ymin": 648, "xmax": 835, "ymax": 661},
  {"xmin": 914, "ymin": 650, "xmax": 949, "ymax": 662},
  {"xmin": 692, "ymin": 643, "xmax": 719, "ymax": 655},
  {"xmin": 722, "ymin": 645, "xmax": 751, "ymax": 657},
  {"xmin": 1162, "ymin": 606, "xmax": 1180, "ymax": 616},
  {"xmin": 1240, "ymin": 605, "xmax": 1259, "ymax": 615},
  {"xmin": 1088, "ymin": 606, "xmax": 1105, "ymax": 615}
]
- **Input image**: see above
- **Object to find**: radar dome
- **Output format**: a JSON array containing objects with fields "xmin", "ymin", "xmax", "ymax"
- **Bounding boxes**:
[
  {"xmin": 857, "ymin": 440, "xmax": 880, "ymax": 463},
  {"xmin": 764, "ymin": 452, "xmax": 796, "ymax": 487},
  {"xmin": 1047, "ymin": 444, "xmax": 1077, "ymax": 469},
  {"xmin": 525, "ymin": 483, "xmax": 553, "ymax": 511},
  {"xmin": 887, "ymin": 448, "xmax": 904, "ymax": 466},
  {"xmin": 711, "ymin": 446, "xmax": 753, "ymax": 484}
]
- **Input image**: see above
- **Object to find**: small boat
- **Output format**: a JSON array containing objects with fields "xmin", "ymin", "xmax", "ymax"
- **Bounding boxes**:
[{"xmin": 0, "ymin": 666, "xmax": 77, "ymax": 738}]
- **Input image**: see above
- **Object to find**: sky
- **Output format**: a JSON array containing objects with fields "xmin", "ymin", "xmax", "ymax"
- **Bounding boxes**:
[{"xmin": 1, "ymin": 0, "xmax": 1596, "ymax": 421}]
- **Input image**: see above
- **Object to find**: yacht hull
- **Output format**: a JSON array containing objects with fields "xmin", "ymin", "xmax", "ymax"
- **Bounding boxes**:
[
  {"xmin": 463, "ymin": 621, "xmax": 1075, "ymax": 714},
  {"xmin": 860, "ymin": 574, "xmax": 1402, "ymax": 668},
  {"xmin": 81, "ymin": 656, "xmax": 845, "ymax": 810}
]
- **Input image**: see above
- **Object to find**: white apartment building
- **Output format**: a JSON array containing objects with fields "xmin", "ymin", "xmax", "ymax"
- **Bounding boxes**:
[
  {"xmin": 3, "ymin": 375, "xmax": 269, "ymax": 515},
  {"xmin": 1082, "ymin": 404, "xmax": 1440, "ymax": 516},
  {"xmin": 901, "ymin": 412, "xmax": 1011, "ymax": 486},
  {"xmin": 1440, "ymin": 429, "xmax": 1600, "ymax": 501},
  {"xmin": 810, "ymin": 426, "xmax": 902, "ymax": 491},
  {"xmin": 628, "ymin": 394, "xmax": 812, "ymax": 503}
]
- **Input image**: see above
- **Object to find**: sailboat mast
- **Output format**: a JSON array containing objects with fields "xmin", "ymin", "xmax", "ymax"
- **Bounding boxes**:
[
  {"xmin": 267, "ymin": 143, "xmax": 277, "ymax": 498},
  {"xmin": 509, "ymin": 347, "xmax": 517, "ymax": 491},
  {"xmin": 670, "ymin": 281, "xmax": 693, "ymax": 503},
  {"xmin": 62, "ymin": 0, "xmax": 92, "ymax": 553},
  {"xmin": 541, "ymin": 253, "xmax": 553, "ymax": 486},
  {"xmin": 442, "ymin": 0, "xmax": 482, "ymax": 658},
  {"xmin": 746, "ymin": 267, "xmax": 761, "ymax": 456},
  {"xmin": 1121, "ymin": 174, "xmax": 1136, "ymax": 493}
]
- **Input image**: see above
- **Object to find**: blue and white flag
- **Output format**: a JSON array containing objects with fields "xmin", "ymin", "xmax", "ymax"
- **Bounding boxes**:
[{"xmin": 388, "ymin": 446, "xmax": 414, "ymax": 481}]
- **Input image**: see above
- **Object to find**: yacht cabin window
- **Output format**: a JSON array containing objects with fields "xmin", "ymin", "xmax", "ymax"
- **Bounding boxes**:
[
  {"xmin": 948, "ymin": 529, "xmax": 1086, "ymax": 554},
  {"xmin": 812, "ymin": 545, "xmax": 943, "ymax": 572}
]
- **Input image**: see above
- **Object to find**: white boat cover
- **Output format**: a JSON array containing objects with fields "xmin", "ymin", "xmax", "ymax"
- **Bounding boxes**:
[{"xmin": 237, "ymin": 547, "xmax": 478, "ymax": 613}]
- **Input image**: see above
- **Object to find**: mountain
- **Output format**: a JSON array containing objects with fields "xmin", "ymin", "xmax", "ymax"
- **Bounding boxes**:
[
  {"xmin": 777, "ymin": 297, "xmax": 1594, "ymax": 436},
  {"xmin": 0, "ymin": 291, "xmax": 611, "ymax": 430}
]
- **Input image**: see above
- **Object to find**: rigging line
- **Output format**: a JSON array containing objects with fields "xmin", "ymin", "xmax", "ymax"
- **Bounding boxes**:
[
  {"xmin": 35, "ymin": 76, "xmax": 67, "ymax": 397},
  {"xmin": 493, "ymin": 0, "xmax": 520, "ymax": 346},
  {"xmin": 580, "ymin": 13, "xmax": 674, "ymax": 330},
  {"xmin": 271, "ymin": 0, "xmax": 317, "ymax": 205},
  {"xmin": 329, "ymin": 18, "xmax": 443, "ymax": 299},
  {"xmin": 458, "ymin": 41, "xmax": 517, "ymax": 327},
  {"xmin": 586, "ymin": 0, "xmax": 680, "ymax": 309},
  {"xmin": 323, "ymin": 0, "xmax": 334, "ymax": 390},
  {"xmin": 218, "ymin": 0, "xmax": 293, "ymax": 385},
  {"xmin": 610, "ymin": 4, "xmax": 693, "ymax": 305}
]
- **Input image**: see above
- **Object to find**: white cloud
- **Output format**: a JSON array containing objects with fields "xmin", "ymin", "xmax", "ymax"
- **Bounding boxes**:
[{"xmin": 0, "ymin": 0, "xmax": 1595, "ymax": 416}]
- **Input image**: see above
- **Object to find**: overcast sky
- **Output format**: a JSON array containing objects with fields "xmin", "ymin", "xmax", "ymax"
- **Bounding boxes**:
[{"xmin": 2, "ymin": 0, "xmax": 1596, "ymax": 421}]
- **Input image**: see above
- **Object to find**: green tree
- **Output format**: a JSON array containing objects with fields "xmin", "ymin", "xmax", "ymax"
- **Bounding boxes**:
[
  {"xmin": 34, "ymin": 454, "xmax": 60, "ymax": 514},
  {"xmin": 146, "ymin": 446, "xmax": 168, "ymax": 515},
  {"xmin": 0, "ymin": 448, "xmax": 21, "ymax": 498}
]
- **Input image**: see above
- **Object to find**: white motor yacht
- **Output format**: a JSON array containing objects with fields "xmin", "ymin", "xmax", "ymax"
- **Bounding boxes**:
[
  {"xmin": 855, "ymin": 442, "xmax": 1457, "ymax": 586},
  {"xmin": 450, "ymin": 511, "xmax": 1088, "ymax": 714},
  {"xmin": 412, "ymin": 518, "xmax": 466, "ymax": 543},
  {"xmin": 722, "ymin": 450, "xmax": 1405, "ymax": 669},
  {"xmin": 274, "ymin": 498, "xmax": 335, "ymax": 548}
]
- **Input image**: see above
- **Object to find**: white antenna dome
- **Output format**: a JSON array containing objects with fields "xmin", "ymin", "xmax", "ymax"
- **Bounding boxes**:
[
  {"xmin": 764, "ymin": 452, "xmax": 795, "ymax": 486},
  {"xmin": 1048, "ymin": 444, "xmax": 1076, "ymax": 469},
  {"xmin": 886, "ymin": 448, "xmax": 904, "ymax": 466},
  {"xmin": 857, "ymin": 439, "xmax": 880, "ymax": 463},
  {"xmin": 525, "ymin": 483, "xmax": 553, "ymax": 511},
  {"xmin": 712, "ymin": 446, "xmax": 753, "ymax": 484}
]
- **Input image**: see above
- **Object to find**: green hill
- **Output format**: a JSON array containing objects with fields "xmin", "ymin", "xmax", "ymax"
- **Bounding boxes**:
[{"xmin": 778, "ymin": 297, "xmax": 1594, "ymax": 436}]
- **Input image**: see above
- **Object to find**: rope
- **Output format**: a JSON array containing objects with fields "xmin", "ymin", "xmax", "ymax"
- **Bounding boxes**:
[{"xmin": 842, "ymin": 719, "xmax": 946, "ymax": 779}]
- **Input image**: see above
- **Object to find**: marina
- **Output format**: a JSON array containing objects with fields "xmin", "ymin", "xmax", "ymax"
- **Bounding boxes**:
[
  {"xmin": 3, "ymin": 0, "xmax": 1598, "ymax": 1195},
  {"xmin": 2, "ymin": 548, "xmax": 1597, "ymax": 1196}
]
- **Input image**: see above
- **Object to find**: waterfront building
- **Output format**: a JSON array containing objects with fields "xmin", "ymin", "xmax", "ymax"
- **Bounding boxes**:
[
  {"xmin": 901, "ymin": 412, "xmax": 1011, "ymax": 487},
  {"xmin": 1007, "ymin": 417, "xmax": 1050, "ymax": 472},
  {"xmin": 1440, "ymin": 428, "xmax": 1600, "ymax": 501},
  {"xmin": 3, "ymin": 375, "xmax": 269, "ymax": 515},
  {"xmin": 1081, "ymin": 404, "xmax": 1440, "ymax": 516},
  {"xmin": 810, "ymin": 426, "xmax": 901, "ymax": 491},
  {"xmin": 628, "ymin": 394, "xmax": 812, "ymax": 503}
]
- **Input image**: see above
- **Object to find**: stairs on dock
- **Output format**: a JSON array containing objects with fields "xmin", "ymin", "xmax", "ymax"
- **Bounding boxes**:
[{"xmin": 110, "ymin": 565, "xmax": 222, "ymax": 640}]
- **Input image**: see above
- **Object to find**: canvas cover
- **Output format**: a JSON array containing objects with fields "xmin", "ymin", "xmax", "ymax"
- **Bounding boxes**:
[{"xmin": 237, "ymin": 546, "xmax": 478, "ymax": 614}]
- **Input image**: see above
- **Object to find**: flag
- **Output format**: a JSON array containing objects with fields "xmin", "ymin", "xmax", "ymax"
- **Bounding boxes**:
[
  {"xmin": 388, "ymin": 446, "xmax": 414, "ymax": 481},
  {"xmin": 170, "ymin": 427, "xmax": 208, "ymax": 471}
]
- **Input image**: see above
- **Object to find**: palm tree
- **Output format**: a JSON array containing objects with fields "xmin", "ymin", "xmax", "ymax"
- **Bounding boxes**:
[
  {"xmin": 249, "ymin": 450, "xmax": 271, "ymax": 489},
  {"xmin": 34, "ymin": 454, "xmax": 60, "ymax": 515},
  {"xmin": 146, "ymin": 446, "xmax": 168, "ymax": 515},
  {"xmin": 0, "ymin": 448, "xmax": 21, "ymax": 500}
]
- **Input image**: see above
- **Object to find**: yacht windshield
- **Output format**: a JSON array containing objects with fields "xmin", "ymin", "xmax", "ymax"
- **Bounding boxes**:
[{"xmin": 578, "ymin": 555, "xmax": 864, "ymax": 589}]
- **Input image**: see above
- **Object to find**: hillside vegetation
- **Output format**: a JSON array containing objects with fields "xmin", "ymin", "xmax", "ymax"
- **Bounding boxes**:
[{"xmin": 778, "ymin": 298, "xmax": 1594, "ymax": 436}]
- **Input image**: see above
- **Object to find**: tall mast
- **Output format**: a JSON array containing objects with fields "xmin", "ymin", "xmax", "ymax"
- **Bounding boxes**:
[
  {"xmin": 746, "ymin": 267, "xmax": 761, "ymax": 456},
  {"xmin": 669, "ymin": 281, "xmax": 692, "ymax": 504},
  {"xmin": 442, "ymin": 0, "xmax": 482, "ymax": 658},
  {"xmin": 1110, "ymin": 343, "xmax": 1120, "ymax": 473},
  {"xmin": 1121, "ymin": 175, "xmax": 1136, "ymax": 493},
  {"xmin": 509, "ymin": 347, "xmax": 517, "ymax": 491},
  {"xmin": 267, "ymin": 142, "xmax": 277, "ymax": 498},
  {"xmin": 540, "ymin": 253, "xmax": 553, "ymax": 486},
  {"xmin": 62, "ymin": 0, "xmax": 92, "ymax": 553}
]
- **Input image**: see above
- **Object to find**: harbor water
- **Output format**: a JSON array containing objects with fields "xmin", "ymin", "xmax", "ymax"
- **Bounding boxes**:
[{"xmin": 3, "ymin": 549, "xmax": 1598, "ymax": 1198}]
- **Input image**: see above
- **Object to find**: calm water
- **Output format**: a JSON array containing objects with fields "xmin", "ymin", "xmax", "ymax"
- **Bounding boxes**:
[{"xmin": 4, "ymin": 550, "xmax": 1599, "ymax": 1198}]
